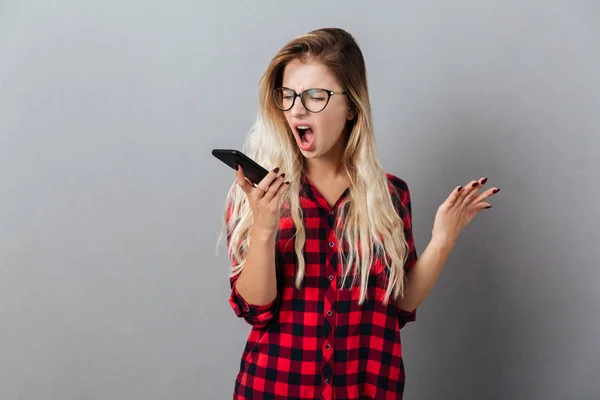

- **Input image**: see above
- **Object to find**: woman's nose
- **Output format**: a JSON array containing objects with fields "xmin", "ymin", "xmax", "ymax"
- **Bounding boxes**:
[{"xmin": 290, "ymin": 95, "xmax": 308, "ymax": 116}]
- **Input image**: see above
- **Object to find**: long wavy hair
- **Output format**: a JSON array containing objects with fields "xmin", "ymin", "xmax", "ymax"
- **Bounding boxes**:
[{"xmin": 217, "ymin": 28, "xmax": 410, "ymax": 304}]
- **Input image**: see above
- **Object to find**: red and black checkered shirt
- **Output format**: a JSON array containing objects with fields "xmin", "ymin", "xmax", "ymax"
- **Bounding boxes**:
[{"xmin": 227, "ymin": 173, "xmax": 418, "ymax": 399}]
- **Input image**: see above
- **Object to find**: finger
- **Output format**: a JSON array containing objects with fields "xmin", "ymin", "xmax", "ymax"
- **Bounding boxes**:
[
  {"xmin": 471, "ymin": 187, "xmax": 500, "ymax": 207},
  {"xmin": 234, "ymin": 164, "xmax": 253, "ymax": 194},
  {"xmin": 458, "ymin": 178, "xmax": 485, "ymax": 207},
  {"xmin": 256, "ymin": 167, "xmax": 282, "ymax": 195},
  {"xmin": 263, "ymin": 173, "xmax": 286, "ymax": 203},
  {"xmin": 269, "ymin": 177, "xmax": 290, "ymax": 205},
  {"xmin": 455, "ymin": 180, "xmax": 477, "ymax": 207},
  {"xmin": 474, "ymin": 201, "xmax": 493, "ymax": 212},
  {"xmin": 446, "ymin": 185, "xmax": 465, "ymax": 207}
]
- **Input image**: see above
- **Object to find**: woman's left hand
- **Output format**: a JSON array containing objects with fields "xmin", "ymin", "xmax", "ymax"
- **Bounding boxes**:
[{"xmin": 431, "ymin": 177, "xmax": 500, "ymax": 246}]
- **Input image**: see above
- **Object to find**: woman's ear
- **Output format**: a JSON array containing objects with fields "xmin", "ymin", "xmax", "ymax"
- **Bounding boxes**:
[{"xmin": 346, "ymin": 107, "xmax": 357, "ymax": 120}]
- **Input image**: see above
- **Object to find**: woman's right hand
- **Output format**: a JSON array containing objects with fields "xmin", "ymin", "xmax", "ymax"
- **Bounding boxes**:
[{"xmin": 234, "ymin": 164, "xmax": 289, "ymax": 239}]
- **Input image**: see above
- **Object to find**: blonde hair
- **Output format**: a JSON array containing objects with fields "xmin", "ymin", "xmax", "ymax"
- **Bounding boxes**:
[{"xmin": 217, "ymin": 28, "xmax": 411, "ymax": 304}]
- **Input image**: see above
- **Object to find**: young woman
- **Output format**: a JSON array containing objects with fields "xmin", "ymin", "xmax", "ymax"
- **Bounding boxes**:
[{"xmin": 218, "ymin": 28, "xmax": 499, "ymax": 400}]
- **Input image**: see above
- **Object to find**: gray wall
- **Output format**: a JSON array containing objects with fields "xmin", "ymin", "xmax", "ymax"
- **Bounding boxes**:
[{"xmin": 1, "ymin": 1, "xmax": 599, "ymax": 399}]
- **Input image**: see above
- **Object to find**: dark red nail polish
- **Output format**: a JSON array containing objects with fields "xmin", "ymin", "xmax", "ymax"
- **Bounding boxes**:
[
  {"xmin": 481, "ymin": 178, "xmax": 488, "ymax": 184},
  {"xmin": 493, "ymin": 188, "xmax": 500, "ymax": 193},
  {"xmin": 472, "ymin": 182, "xmax": 479, "ymax": 187},
  {"xmin": 280, "ymin": 173, "xmax": 286, "ymax": 179},
  {"xmin": 273, "ymin": 167, "xmax": 280, "ymax": 173},
  {"xmin": 457, "ymin": 186, "xmax": 463, "ymax": 192},
  {"xmin": 285, "ymin": 181, "xmax": 290, "ymax": 185},
  {"xmin": 233, "ymin": 162, "xmax": 239, "ymax": 171},
  {"xmin": 485, "ymin": 205, "xmax": 492, "ymax": 209}
]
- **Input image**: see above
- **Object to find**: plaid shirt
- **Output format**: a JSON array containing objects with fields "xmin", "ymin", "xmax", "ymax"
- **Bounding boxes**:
[{"xmin": 227, "ymin": 173, "xmax": 418, "ymax": 399}]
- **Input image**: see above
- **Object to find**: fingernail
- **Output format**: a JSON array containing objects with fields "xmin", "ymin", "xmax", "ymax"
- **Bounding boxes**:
[
  {"xmin": 493, "ymin": 188, "xmax": 500, "ymax": 193},
  {"xmin": 485, "ymin": 205, "xmax": 492, "ymax": 209},
  {"xmin": 233, "ymin": 162, "xmax": 239, "ymax": 171},
  {"xmin": 472, "ymin": 182, "xmax": 479, "ymax": 187},
  {"xmin": 273, "ymin": 167, "xmax": 280, "ymax": 173},
  {"xmin": 457, "ymin": 186, "xmax": 463, "ymax": 192},
  {"xmin": 481, "ymin": 177, "xmax": 488, "ymax": 184},
  {"xmin": 285, "ymin": 181, "xmax": 290, "ymax": 185},
  {"xmin": 280, "ymin": 173, "xmax": 286, "ymax": 179}
]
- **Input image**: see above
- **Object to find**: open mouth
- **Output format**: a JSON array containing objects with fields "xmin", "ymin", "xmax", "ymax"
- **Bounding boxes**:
[{"xmin": 296, "ymin": 125, "xmax": 315, "ymax": 146}]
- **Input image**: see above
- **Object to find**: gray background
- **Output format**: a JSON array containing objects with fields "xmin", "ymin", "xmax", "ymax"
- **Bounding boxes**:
[{"xmin": 1, "ymin": 1, "xmax": 599, "ymax": 399}]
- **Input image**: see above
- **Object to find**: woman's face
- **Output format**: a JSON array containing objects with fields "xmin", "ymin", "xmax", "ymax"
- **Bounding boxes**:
[{"xmin": 280, "ymin": 59, "xmax": 354, "ymax": 162}]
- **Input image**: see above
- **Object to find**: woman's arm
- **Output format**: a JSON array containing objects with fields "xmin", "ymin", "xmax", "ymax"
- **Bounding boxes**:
[
  {"xmin": 234, "ymin": 228, "xmax": 278, "ymax": 306},
  {"xmin": 396, "ymin": 237, "xmax": 454, "ymax": 312},
  {"xmin": 396, "ymin": 176, "xmax": 500, "ymax": 311}
]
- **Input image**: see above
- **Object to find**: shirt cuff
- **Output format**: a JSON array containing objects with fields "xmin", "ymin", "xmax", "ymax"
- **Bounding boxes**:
[
  {"xmin": 229, "ymin": 282, "xmax": 279, "ymax": 329},
  {"xmin": 397, "ymin": 307, "xmax": 416, "ymax": 329}
]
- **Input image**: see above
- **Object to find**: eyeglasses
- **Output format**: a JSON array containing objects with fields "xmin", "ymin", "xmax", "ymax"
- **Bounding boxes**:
[{"xmin": 272, "ymin": 87, "xmax": 348, "ymax": 113}]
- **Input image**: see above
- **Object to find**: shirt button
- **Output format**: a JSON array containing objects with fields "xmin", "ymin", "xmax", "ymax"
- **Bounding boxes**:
[
  {"xmin": 244, "ymin": 306, "xmax": 250, "ymax": 312},
  {"xmin": 324, "ymin": 378, "xmax": 330, "ymax": 384},
  {"xmin": 325, "ymin": 344, "xmax": 331, "ymax": 350},
  {"xmin": 329, "ymin": 241, "xmax": 334, "ymax": 247},
  {"xmin": 329, "ymin": 275, "xmax": 334, "ymax": 281},
  {"xmin": 327, "ymin": 310, "xmax": 333, "ymax": 316}
]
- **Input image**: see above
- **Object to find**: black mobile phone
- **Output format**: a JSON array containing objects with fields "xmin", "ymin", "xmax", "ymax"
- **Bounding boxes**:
[{"xmin": 212, "ymin": 149, "xmax": 269, "ymax": 185}]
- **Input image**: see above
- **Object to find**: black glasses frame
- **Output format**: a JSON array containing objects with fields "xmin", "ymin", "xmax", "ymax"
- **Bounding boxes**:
[{"xmin": 272, "ymin": 87, "xmax": 348, "ymax": 113}]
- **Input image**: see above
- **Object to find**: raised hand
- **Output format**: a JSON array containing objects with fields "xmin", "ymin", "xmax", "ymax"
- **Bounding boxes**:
[
  {"xmin": 234, "ymin": 164, "xmax": 290, "ymax": 239},
  {"xmin": 431, "ymin": 177, "xmax": 500, "ymax": 246}
]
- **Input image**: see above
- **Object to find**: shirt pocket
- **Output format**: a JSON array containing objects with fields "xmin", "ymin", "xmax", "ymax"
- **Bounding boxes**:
[{"xmin": 348, "ymin": 256, "xmax": 392, "ymax": 304}]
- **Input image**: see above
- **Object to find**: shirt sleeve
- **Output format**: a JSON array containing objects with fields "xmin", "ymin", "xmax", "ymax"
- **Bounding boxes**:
[
  {"xmin": 389, "ymin": 175, "xmax": 418, "ymax": 329},
  {"xmin": 226, "ymin": 201, "xmax": 280, "ymax": 329}
]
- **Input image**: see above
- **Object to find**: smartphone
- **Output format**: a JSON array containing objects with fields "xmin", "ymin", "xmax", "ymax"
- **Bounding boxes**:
[{"xmin": 212, "ymin": 149, "xmax": 269, "ymax": 186}]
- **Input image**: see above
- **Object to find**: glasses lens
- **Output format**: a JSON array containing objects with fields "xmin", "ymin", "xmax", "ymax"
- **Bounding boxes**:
[
  {"xmin": 302, "ymin": 89, "xmax": 329, "ymax": 112},
  {"xmin": 273, "ymin": 88, "xmax": 295, "ymax": 110}
]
